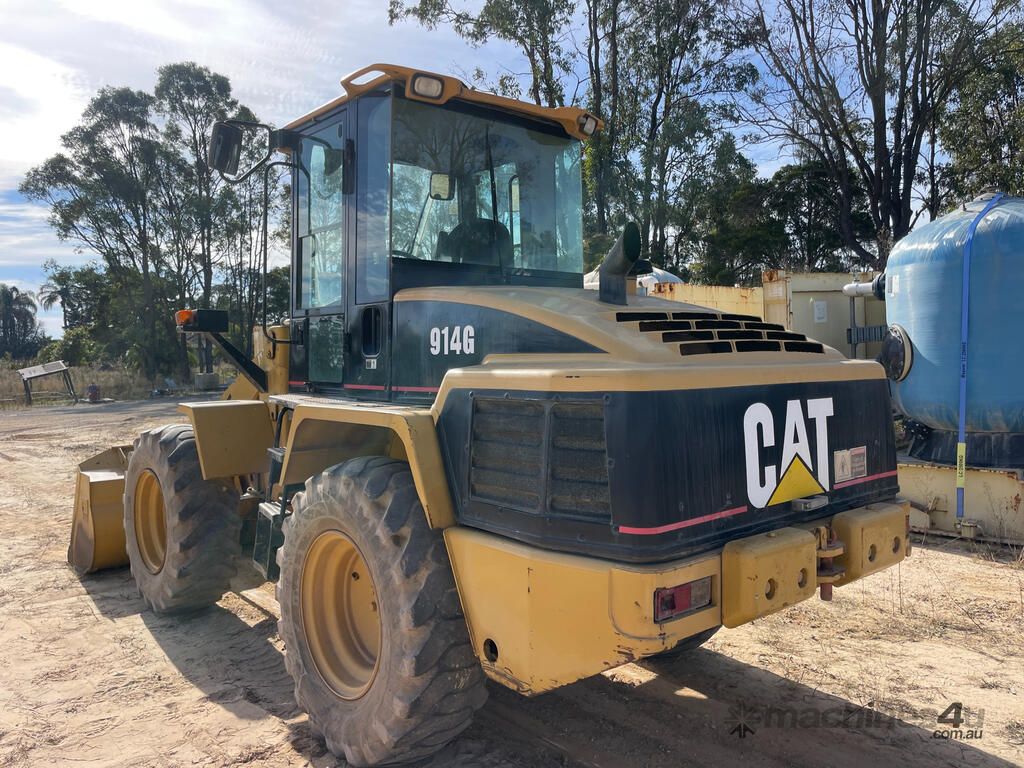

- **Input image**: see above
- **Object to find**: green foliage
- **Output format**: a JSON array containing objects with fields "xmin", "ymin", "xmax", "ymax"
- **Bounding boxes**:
[
  {"xmin": 583, "ymin": 233, "xmax": 616, "ymax": 273},
  {"xmin": 20, "ymin": 62, "xmax": 284, "ymax": 382},
  {"xmin": 691, "ymin": 151, "xmax": 785, "ymax": 286},
  {"xmin": 0, "ymin": 284, "xmax": 48, "ymax": 360},
  {"xmin": 767, "ymin": 161, "xmax": 876, "ymax": 273},
  {"xmin": 938, "ymin": 22, "xmax": 1024, "ymax": 202},
  {"xmin": 266, "ymin": 266, "xmax": 291, "ymax": 323},
  {"xmin": 390, "ymin": 1, "xmax": 573, "ymax": 107},
  {"xmin": 36, "ymin": 327, "xmax": 97, "ymax": 367},
  {"xmin": 580, "ymin": 0, "xmax": 761, "ymax": 277},
  {"xmin": 736, "ymin": 0, "xmax": 1012, "ymax": 266}
]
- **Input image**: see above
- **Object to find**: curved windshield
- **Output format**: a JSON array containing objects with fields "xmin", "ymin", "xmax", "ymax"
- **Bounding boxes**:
[{"xmin": 391, "ymin": 97, "xmax": 583, "ymax": 274}]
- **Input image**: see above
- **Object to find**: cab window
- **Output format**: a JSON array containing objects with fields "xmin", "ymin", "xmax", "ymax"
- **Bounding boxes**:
[
  {"xmin": 296, "ymin": 120, "xmax": 345, "ymax": 308},
  {"xmin": 390, "ymin": 97, "xmax": 582, "ymax": 274}
]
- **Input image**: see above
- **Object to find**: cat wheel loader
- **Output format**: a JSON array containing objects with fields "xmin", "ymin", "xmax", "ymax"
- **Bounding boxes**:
[{"xmin": 68, "ymin": 63, "xmax": 910, "ymax": 766}]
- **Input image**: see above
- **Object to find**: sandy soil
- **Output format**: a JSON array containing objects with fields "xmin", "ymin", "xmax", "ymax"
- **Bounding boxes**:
[{"xmin": 0, "ymin": 399, "xmax": 1022, "ymax": 768}]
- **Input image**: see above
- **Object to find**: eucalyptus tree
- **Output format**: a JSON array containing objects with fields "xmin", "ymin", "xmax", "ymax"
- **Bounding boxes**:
[
  {"xmin": 767, "ymin": 160, "xmax": 876, "ymax": 272},
  {"xmin": 936, "ymin": 21, "xmax": 1024, "ymax": 206},
  {"xmin": 20, "ymin": 87, "xmax": 168, "ymax": 379},
  {"xmin": 610, "ymin": 0, "xmax": 754, "ymax": 270},
  {"xmin": 388, "ymin": 0, "xmax": 575, "ymax": 108},
  {"xmin": 155, "ymin": 62, "xmax": 242, "ymax": 374},
  {"xmin": 733, "ymin": 0, "xmax": 1016, "ymax": 267}
]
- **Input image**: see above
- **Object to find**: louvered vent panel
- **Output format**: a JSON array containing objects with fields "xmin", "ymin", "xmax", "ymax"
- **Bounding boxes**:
[
  {"xmin": 470, "ymin": 399, "xmax": 543, "ymax": 509},
  {"xmin": 469, "ymin": 398, "xmax": 611, "ymax": 522},
  {"xmin": 548, "ymin": 402, "xmax": 611, "ymax": 521},
  {"xmin": 616, "ymin": 309, "xmax": 825, "ymax": 355}
]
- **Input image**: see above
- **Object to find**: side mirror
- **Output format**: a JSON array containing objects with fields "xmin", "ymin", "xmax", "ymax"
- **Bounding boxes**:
[
  {"xmin": 429, "ymin": 172, "xmax": 454, "ymax": 201},
  {"xmin": 207, "ymin": 121, "xmax": 243, "ymax": 175}
]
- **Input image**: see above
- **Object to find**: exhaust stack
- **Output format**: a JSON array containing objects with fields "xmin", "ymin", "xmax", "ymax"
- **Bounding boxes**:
[{"xmin": 599, "ymin": 222, "xmax": 642, "ymax": 305}]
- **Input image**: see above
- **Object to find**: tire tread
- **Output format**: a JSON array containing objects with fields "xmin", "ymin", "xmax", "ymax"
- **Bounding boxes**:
[{"xmin": 276, "ymin": 457, "xmax": 487, "ymax": 766}]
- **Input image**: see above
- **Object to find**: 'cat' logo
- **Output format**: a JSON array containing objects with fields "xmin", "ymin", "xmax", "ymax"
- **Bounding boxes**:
[{"xmin": 743, "ymin": 398, "xmax": 834, "ymax": 509}]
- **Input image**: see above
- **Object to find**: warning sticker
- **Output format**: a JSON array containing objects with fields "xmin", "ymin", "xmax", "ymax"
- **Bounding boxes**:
[
  {"xmin": 813, "ymin": 300, "xmax": 828, "ymax": 323},
  {"xmin": 834, "ymin": 446, "xmax": 867, "ymax": 484},
  {"xmin": 849, "ymin": 446, "xmax": 867, "ymax": 479},
  {"xmin": 834, "ymin": 450, "xmax": 852, "ymax": 484}
]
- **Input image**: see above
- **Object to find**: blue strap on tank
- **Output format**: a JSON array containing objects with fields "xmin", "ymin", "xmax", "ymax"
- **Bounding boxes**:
[{"xmin": 957, "ymin": 193, "xmax": 1004, "ymax": 520}]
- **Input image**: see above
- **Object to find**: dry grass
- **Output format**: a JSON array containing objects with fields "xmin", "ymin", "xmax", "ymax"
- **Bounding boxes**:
[
  {"xmin": 0, "ymin": 363, "xmax": 235, "ymax": 410},
  {"xmin": 1004, "ymin": 719, "xmax": 1024, "ymax": 745},
  {"xmin": 0, "ymin": 366, "xmax": 152, "ymax": 408}
]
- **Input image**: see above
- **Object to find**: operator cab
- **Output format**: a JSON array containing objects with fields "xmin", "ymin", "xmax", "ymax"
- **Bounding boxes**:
[{"xmin": 283, "ymin": 65, "xmax": 593, "ymax": 398}]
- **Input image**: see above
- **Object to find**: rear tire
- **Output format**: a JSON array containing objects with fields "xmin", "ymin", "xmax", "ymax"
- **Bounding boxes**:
[
  {"xmin": 123, "ymin": 424, "xmax": 242, "ymax": 614},
  {"xmin": 276, "ymin": 457, "xmax": 487, "ymax": 767}
]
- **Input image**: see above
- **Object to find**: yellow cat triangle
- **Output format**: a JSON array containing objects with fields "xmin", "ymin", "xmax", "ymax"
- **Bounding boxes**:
[{"xmin": 768, "ymin": 455, "xmax": 825, "ymax": 506}]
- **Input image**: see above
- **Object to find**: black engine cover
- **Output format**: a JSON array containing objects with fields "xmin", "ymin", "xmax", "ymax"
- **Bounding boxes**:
[{"xmin": 436, "ymin": 378, "xmax": 898, "ymax": 563}]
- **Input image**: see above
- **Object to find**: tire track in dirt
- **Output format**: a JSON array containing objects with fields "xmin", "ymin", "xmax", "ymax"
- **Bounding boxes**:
[{"xmin": 1, "ymin": 400, "xmax": 1021, "ymax": 768}]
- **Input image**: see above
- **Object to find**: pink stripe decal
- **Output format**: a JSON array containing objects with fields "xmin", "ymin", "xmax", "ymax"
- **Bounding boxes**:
[
  {"xmin": 832, "ymin": 469, "xmax": 898, "ymax": 489},
  {"xmin": 343, "ymin": 383, "xmax": 387, "ymax": 391},
  {"xmin": 288, "ymin": 380, "xmax": 305, "ymax": 387},
  {"xmin": 393, "ymin": 385, "xmax": 440, "ymax": 393},
  {"xmin": 618, "ymin": 505, "xmax": 749, "ymax": 535}
]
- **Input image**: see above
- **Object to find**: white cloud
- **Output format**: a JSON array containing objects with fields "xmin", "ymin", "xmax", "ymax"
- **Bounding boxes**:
[
  {"xmin": 0, "ymin": 0, "xmax": 537, "ymax": 299},
  {"xmin": 0, "ymin": 196, "xmax": 86, "ymax": 269},
  {"xmin": 0, "ymin": 277, "xmax": 38, "ymax": 293},
  {"xmin": 38, "ymin": 314, "xmax": 63, "ymax": 337},
  {"xmin": 52, "ymin": 0, "xmax": 201, "ymax": 43},
  {"xmin": 0, "ymin": 42, "xmax": 91, "ymax": 190}
]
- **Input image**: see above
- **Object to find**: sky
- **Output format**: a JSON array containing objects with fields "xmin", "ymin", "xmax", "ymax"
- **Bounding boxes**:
[
  {"xmin": 0, "ymin": 0, "xmax": 528, "ymax": 337},
  {"xmin": 0, "ymin": 0, "xmax": 788, "ymax": 339}
]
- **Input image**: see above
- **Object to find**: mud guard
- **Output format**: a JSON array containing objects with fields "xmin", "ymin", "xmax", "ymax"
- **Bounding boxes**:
[{"xmin": 177, "ymin": 400, "xmax": 275, "ymax": 479}]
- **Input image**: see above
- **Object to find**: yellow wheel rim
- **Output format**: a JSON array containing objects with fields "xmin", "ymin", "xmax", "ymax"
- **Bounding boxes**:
[
  {"xmin": 300, "ymin": 530, "xmax": 381, "ymax": 700},
  {"xmin": 133, "ymin": 469, "xmax": 167, "ymax": 574}
]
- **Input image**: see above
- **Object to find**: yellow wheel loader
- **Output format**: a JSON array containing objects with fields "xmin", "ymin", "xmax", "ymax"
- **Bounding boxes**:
[{"xmin": 69, "ymin": 63, "xmax": 910, "ymax": 766}]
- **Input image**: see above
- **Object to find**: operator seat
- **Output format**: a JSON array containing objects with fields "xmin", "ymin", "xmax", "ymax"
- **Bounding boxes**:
[{"xmin": 435, "ymin": 218, "xmax": 513, "ymax": 267}]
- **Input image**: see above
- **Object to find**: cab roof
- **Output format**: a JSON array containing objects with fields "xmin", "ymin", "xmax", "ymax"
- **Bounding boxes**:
[{"xmin": 283, "ymin": 63, "xmax": 603, "ymax": 141}]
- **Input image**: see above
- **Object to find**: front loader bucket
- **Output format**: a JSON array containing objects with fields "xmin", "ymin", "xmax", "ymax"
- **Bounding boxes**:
[{"xmin": 68, "ymin": 446, "xmax": 132, "ymax": 574}]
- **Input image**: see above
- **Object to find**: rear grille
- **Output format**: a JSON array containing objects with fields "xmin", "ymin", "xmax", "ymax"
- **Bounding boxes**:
[
  {"xmin": 469, "ymin": 398, "xmax": 610, "ymax": 522},
  {"xmin": 616, "ymin": 310, "xmax": 824, "ymax": 355},
  {"xmin": 549, "ymin": 402, "xmax": 611, "ymax": 520},
  {"xmin": 470, "ymin": 399, "xmax": 543, "ymax": 509}
]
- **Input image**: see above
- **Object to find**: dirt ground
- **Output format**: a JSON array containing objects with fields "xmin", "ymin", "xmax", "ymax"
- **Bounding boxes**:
[{"xmin": 0, "ymin": 399, "xmax": 1022, "ymax": 768}]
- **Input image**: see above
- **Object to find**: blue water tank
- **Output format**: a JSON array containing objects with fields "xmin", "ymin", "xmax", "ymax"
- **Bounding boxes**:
[{"xmin": 886, "ymin": 195, "xmax": 1024, "ymax": 432}]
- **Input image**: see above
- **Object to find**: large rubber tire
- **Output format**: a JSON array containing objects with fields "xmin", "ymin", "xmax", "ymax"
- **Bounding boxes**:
[
  {"xmin": 277, "ymin": 457, "xmax": 487, "ymax": 767},
  {"xmin": 123, "ymin": 424, "xmax": 242, "ymax": 614},
  {"xmin": 649, "ymin": 626, "xmax": 721, "ymax": 660}
]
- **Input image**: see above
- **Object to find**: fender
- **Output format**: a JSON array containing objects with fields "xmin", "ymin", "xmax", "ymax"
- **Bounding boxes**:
[
  {"xmin": 178, "ymin": 400, "xmax": 275, "ymax": 479},
  {"xmin": 275, "ymin": 398, "xmax": 456, "ymax": 529},
  {"xmin": 179, "ymin": 397, "xmax": 456, "ymax": 530}
]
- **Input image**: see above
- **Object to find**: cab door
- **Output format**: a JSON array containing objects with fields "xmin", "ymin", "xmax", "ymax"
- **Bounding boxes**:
[
  {"xmin": 343, "ymin": 91, "xmax": 392, "ymax": 399},
  {"xmin": 290, "ymin": 111, "xmax": 350, "ymax": 392}
]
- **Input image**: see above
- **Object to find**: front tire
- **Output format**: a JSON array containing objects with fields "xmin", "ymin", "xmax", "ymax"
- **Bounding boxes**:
[
  {"xmin": 123, "ymin": 424, "xmax": 242, "ymax": 613},
  {"xmin": 277, "ymin": 457, "xmax": 487, "ymax": 767}
]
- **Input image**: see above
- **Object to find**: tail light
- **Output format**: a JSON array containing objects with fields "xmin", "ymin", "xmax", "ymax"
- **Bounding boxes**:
[{"xmin": 654, "ymin": 576, "xmax": 713, "ymax": 623}]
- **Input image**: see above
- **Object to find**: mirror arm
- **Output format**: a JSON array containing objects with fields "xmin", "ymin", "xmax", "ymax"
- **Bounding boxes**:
[{"xmin": 216, "ymin": 122, "xmax": 302, "ymax": 185}]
